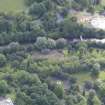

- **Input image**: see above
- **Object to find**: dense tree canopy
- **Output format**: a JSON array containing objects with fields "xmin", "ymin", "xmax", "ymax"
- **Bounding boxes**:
[{"xmin": 0, "ymin": 0, "xmax": 104, "ymax": 105}]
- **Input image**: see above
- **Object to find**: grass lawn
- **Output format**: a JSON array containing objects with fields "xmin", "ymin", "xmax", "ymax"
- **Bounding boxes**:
[
  {"xmin": 99, "ymin": 71, "xmax": 105, "ymax": 80},
  {"xmin": 0, "ymin": 0, "xmax": 26, "ymax": 12},
  {"xmin": 71, "ymin": 72, "xmax": 91, "ymax": 84},
  {"xmin": 71, "ymin": 71, "xmax": 105, "ymax": 84}
]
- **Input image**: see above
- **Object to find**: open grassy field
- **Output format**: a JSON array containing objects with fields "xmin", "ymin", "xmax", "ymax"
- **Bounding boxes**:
[
  {"xmin": 0, "ymin": 0, "xmax": 26, "ymax": 12},
  {"xmin": 70, "ymin": 72, "xmax": 91, "ymax": 84},
  {"xmin": 71, "ymin": 71, "xmax": 105, "ymax": 84}
]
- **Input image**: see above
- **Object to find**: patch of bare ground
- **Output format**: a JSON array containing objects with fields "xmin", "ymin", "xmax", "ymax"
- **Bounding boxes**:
[{"xmin": 31, "ymin": 50, "xmax": 68, "ymax": 61}]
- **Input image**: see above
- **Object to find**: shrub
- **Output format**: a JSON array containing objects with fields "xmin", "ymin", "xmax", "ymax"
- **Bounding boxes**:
[
  {"xmin": 84, "ymin": 81, "xmax": 94, "ymax": 90},
  {"xmin": 35, "ymin": 37, "xmax": 48, "ymax": 50},
  {"xmin": 91, "ymin": 63, "xmax": 100, "ymax": 79},
  {"xmin": 56, "ymin": 38, "xmax": 67, "ymax": 49},
  {"xmin": 0, "ymin": 53, "xmax": 7, "ymax": 67},
  {"xmin": 35, "ymin": 37, "xmax": 56, "ymax": 51},
  {"xmin": 0, "ymin": 80, "xmax": 9, "ymax": 96},
  {"xmin": 47, "ymin": 38, "xmax": 56, "ymax": 49}
]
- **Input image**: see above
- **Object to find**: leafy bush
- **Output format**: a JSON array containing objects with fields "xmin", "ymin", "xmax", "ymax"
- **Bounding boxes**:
[
  {"xmin": 0, "ymin": 80, "xmax": 9, "ymax": 96},
  {"xmin": 0, "ymin": 53, "xmax": 7, "ymax": 67},
  {"xmin": 35, "ymin": 37, "xmax": 56, "ymax": 51},
  {"xmin": 56, "ymin": 38, "xmax": 67, "ymax": 49}
]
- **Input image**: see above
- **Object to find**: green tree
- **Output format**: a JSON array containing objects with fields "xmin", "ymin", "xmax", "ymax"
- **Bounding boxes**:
[
  {"xmin": 59, "ymin": 17, "xmax": 83, "ymax": 39},
  {"xmin": 54, "ymin": 81, "xmax": 64, "ymax": 98},
  {"xmin": 76, "ymin": 42, "xmax": 88, "ymax": 57},
  {"xmin": 87, "ymin": 89, "xmax": 101, "ymax": 105},
  {"xmin": 0, "ymin": 53, "xmax": 6, "ymax": 67},
  {"xmin": 87, "ymin": 6, "xmax": 95, "ymax": 14},
  {"xmin": 15, "ymin": 83, "xmax": 61, "ymax": 105},
  {"xmin": 0, "ymin": 80, "xmax": 9, "ymax": 96},
  {"xmin": 56, "ymin": 38, "xmax": 67, "ymax": 49},
  {"xmin": 8, "ymin": 42, "xmax": 21, "ymax": 52},
  {"xmin": 35, "ymin": 37, "xmax": 48, "ymax": 50},
  {"xmin": 74, "ymin": 0, "xmax": 92, "ymax": 8},
  {"xmin": 35, "ymin": 37, "xmax": 56, "ymax": 50},
  {"xmin": 29, "ymin": 2, "xmax": 47, "ymax": 17},
  {"xmin": 91, "ymin": 63, "xmax": 100, "ymax": 79},
  {"xmin": 47, "ymin": 38, "xmax": 56, "ymax": 49},
  {"xmin": 79, "ymin": 0, "xmax": 90, "ymax": 8},
  {"xmin": 65, "ymin": 94, "xmax": 87, "ymax": 105}
]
